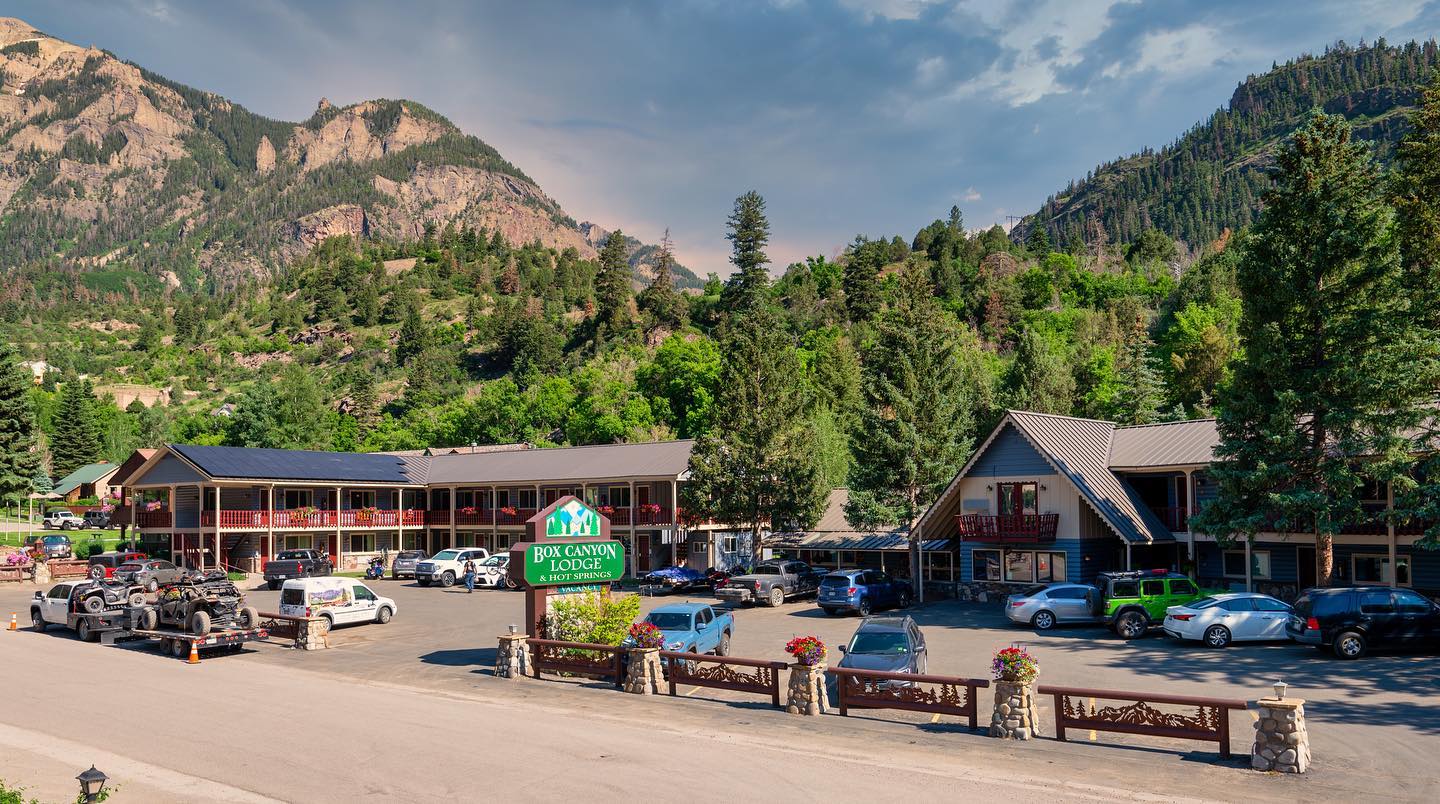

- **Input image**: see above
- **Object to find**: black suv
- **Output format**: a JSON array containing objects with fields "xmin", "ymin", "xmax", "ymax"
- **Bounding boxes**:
[{"xmin": 1286, "ymin": 587, "xmax": 1440, "ymax": 659}]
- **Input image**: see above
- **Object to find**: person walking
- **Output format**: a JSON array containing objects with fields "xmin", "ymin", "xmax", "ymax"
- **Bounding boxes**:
[{"xmin": 463, "ymin": 557, "xmax": 477, "ymax": 593}]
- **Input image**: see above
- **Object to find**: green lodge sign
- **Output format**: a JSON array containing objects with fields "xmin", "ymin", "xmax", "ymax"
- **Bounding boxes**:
[
  {"xmin": 521, "ymin": 540, "xmax": 625, "ymax": 586},
  {"xmin": 544, "ymin": 498, "xmax": 604, "ymax": 538}
]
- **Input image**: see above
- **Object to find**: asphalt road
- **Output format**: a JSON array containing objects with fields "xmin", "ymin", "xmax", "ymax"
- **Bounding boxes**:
[{"xmin": 0, "ymin": 580, "xmax": 1434, "ymax": 802}]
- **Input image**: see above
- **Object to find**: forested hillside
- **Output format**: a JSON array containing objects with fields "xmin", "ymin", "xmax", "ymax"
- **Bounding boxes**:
[{"xmin": 1023, "ymin": 38, "xmax": 1440, "ymax": 251}]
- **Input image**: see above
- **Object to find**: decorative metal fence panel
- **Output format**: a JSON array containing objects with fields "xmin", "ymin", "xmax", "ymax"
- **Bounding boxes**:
[
  {"xmin": 829, "ymin": 667, "xmax": 990, "ymax": 729},
  {"xmin": 660, "ymin": 652, "xmax": 788, "ymax": 707},
  {"xmin": 1037, "ymin": 685, "xmax": 1248, "ymax": 758}
]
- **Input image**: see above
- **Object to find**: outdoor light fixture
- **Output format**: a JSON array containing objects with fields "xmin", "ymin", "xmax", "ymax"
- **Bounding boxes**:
[
  {"xmin": 508, "ymin": 624, "xmax": 518, "ymax": 635},
  {"xmin": 76, "ymin": 765, "xmax": 108, "ymax": 803},
  {"xmin": 1273, "ymin": 681, "xmax": 1287, "ymax": 700},
  {"xmin": 1039, "ymin": 484, "xmax": 1047, "ymax": 491},
  {"xmin": 985, "ymin": 485, "xmax": 993, "ymax": 491}
]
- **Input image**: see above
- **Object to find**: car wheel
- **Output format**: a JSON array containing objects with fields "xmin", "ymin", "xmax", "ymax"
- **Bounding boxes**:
[
  {"xmin": 376, "ymin": 606, "xmax": 393, "ymax": 624},
  {"xmin": 1031, "ymin": 610, "xmax": 1056, "ymax": 631},
  {"xmin": 127, "ymin": 592, "xmax": 145, "ymax": 608},
  {"xmin": 267, "ymin": 580, "xmax": 280, "ymax": 591},
  {"xmin": 857, "ymin": 597, "xmax": 872, "ymax": 616},
  {"xmin": 147, "ymin": 578, "xmax": 159, "ymax": 593},
  {"xmin": 716, "ymin": 630, "xmax": 731, "ymax": 656},
  {"xmin": 77, "ymin": 619, "xmax": 93, "ymax": 643},
  {"xmin": 82, "ymin": 595, "xmax": 105, "ymax": 614},
  {"xmin": 88, "ymin": 565, "xmax": 104, "ymax": 580},
  {"xmin": 188, "ymin": 609, "xmax": 211, "ymax": 636},
  {"xmin": 440, "ymin": 571, "xmax": 456, "ymax": 588},
  {"xmin": 417, "ymin": 578, "xmax": 432, "ymax": 587},
  {"xmin": 1333, "ymin": 630, "xmax": 1366, "ymax": 659},
  {"xmin": 31, "ymin": 609, "xmax": 46, "ymax": 632},
  {"xmin": 1203, "ymin": 624, "xmax": 1232, "ymax": 648},
  {"xmin": 170, "ymin": 638, "xmax": 188, "ymax": 659},
  {"xmin": 1115, "ymin": 611, "xmax": 1147, "ymax": 640},
  {"xmin": 140, "ymin": 608, "xmax": 158, "ymax": 630},
  {"xmin": 768, "ymin": 587, "xmax": 784, "ymax": 607}
]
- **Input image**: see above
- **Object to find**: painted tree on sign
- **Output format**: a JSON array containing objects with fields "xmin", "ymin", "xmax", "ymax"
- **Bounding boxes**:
[{"xmin": 1192, "ymin": 112, "xmax": 1435, "ymax": 582}]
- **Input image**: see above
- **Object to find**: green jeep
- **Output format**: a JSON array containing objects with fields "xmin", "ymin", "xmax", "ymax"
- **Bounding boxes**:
[{"xmin": 1094, "ymin": 570, "xmax": 1213, "ymax": 639}]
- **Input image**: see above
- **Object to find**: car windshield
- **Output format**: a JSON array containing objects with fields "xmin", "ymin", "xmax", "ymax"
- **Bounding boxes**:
[
  {"xmin": 751, "ymin": 565, "xmax": 782, "ymax": 575},
  {"xmin": 42, "ymin": 536, "xmax": 68, "ymax": 544},
  {"xmin": 1022, "ymin": 585, "xmax": 1048, "ymax": 597},
  {"xmin": 646, "ymin": 612, "xmax": 694, "ymax": 630},
  {"xmin": 276, "ymin": 551, "xmax": 310, "ymax": 560},
  {"xmin": 1187, "ymin": 597, "xmax": 1223, "ymax": 610},
  {"xmin": 820, "ymin": 575, "xmax": 854, "ymax": 587},
  {"xmin": 53, "ymin": 512, "xmax": 73, "ymax": 518},
  {"xmin": 117, "ymin": 563, "xmax": 143, "ymax": 572},
  {"xmin": 432, "ymin": 550, "xmax": 460, "ymax": 561},
  {"xmin": 480, "ymin": 556, "xmax": 506, "ymax": 567},
  {"xmin": 848, "ymin": 631, "xmax": 909, "ymax": 655},
  {"xmin": 397, "ymin": 551, "xmax": 425, "ymax": 560}
]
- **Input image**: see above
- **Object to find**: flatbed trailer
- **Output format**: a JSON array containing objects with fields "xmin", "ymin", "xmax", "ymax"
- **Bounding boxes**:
[{"xmin": 106, "ymin": 625, "xmax": 269, "ymax": 658}]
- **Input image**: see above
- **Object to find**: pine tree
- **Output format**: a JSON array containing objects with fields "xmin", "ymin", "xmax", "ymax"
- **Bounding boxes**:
[
  {"xmin": 846, "ymin": 261, "xmax": 975, "ymax": 594},
  {"xmin": 1192, "ymin": 112, "xmax": 1433, "ymax": 582},
  {"xmin": 594, "ymin": 230, "xmax": 632, "ymax": 332},
  {"xmin": 842, "ymin": 236, "xmax": 883, "ymax": 323},
  {"xmin": 0, "ymin": 343, "xmax": 40, "ymax": 502},
  {"xmin": 1025, "ymin": 225, "xmax": 1051, "ymax": 256},
  {"xmin": 638, "ymin": 228, "xmax": 687, "ymax": 333},
  {"xmin": 1112, "ymin": 314, "xmax": 1164, "ymax": 425},
  {"xmin": 684, "ymin": 307, "xmax": 827, "ymax": 563},
  {"xmin": 719, "ymin": 191, "xmax": 772, "ymax": 315},
  {"xmin": 349, "ymin": 372, "xmax": 380, "ymax": 436},
  {"xmin": 50, "ymin": 378, "xmax": 101, "ymax": 477},
  {"xmin": 395, "ymin": 306, "xmax": 429, "ymax": 367},
  {"xmin": 498, "ymin": 257, "xmax": 520, "ymax": 295},
  {"xmin": 1007, "ymin": 328, "xmax": 1074, "ymax": 414}
]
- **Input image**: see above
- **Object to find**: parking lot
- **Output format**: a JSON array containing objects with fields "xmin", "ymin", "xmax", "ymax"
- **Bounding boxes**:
[{"xmin": 2, "ymin": 578, "xmax": 1435, "ymax": 799}]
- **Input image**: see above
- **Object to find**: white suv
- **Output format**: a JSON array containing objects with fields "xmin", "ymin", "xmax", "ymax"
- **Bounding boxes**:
[
  {"xmin": 42, "ymin": 510, "xmax": 86, "ymax": 530},
  {"xmin": 414, "ymin": 548, "xmax": 490, "ymax": 587}
]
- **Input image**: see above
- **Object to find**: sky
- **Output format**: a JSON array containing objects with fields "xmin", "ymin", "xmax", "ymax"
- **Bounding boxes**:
[{"xmin": 13, "ymin": 0, "xmax": 1440, "ymax": 275}]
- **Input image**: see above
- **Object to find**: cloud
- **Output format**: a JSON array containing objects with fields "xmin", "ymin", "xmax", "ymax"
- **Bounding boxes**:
[
  {"xmin": 1102, "ymin": 24, "xmax": 1231, "ymax": 79},
  {"xmin": 961, "ymin": 187, "xmax": 981, "ymax": 202}
]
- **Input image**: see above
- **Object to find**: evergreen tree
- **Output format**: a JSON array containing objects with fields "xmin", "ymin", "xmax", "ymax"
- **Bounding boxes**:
[
  {"xmin": 842, "ymin": 236, "xmax": 884, "ymax": 323},
  {"xmin": 845, "ymin": 262, "xmax": 975, "ymax": 594},
  {"xmin": 637, "ymin": 229, "xmax": 687, "ymax": 333},
  {"xmin": 719, "ymin": 191, "xmax": 772, "ymax": 315},
  {"xmin": 0, "ymin": 343, "xmax": 40, "ymax": 502},
  {"xmin": 1025, "ymin": 225, "xmax": 1051, "ymax": 256},
  {"xmin": 684, "ymin": 308, "xmax": 827, "ymax": 563},
  {"xmin": 1112, "ymin": 314, "xmax": 1165, "ymax": 425},
  {"xmin": 226, "ymin": 379, "xmax": 281, "ymax": 448},
  {"xmin": 395, "ymin": 305, "xmax": 429, "ymax": 367},
  {"xmin": 1192, "ymin": 112, "xmax": 1433, "ymax": 583},
  {"xmin": 594, "ymin": 230, "xmax": 632, "ymax": 332},
  {"xmin": 1007, "ymin": 328, "xmax": 1074, "ymax": 414},
  {"xmin": 348, "ymin": 371, "xmax": 380, "ymax": 436},
  {"xmin": 50, "ymin": 378, "xmax": 101, "ymax": 477}
]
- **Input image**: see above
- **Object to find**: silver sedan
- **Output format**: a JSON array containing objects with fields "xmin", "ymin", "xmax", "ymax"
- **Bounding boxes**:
[{"xmin": 1005, "ymin": 583, "xmax": 1101, "ymax": 630}]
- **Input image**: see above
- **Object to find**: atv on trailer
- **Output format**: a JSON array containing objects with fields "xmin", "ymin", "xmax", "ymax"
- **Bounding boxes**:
[
  {"xmin": 72, "ymin": 578, "xmax": 146, "ymax": 614},
  {"xmin": 149, "ymin": 570, "xmax": 259, "ymax": 636}
]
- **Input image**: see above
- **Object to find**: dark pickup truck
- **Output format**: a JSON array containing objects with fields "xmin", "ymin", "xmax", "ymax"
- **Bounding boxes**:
[
  {"xmin": 714, "ymin": 560, "xmax": 824, "ymax": 607},
  {"xmin": 263, "ymin": 549, "xmax": 333, "ymax": 590}
]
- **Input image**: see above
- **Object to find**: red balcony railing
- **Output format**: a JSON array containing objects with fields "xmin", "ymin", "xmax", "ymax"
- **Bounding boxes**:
[
  {"xmin": 955, "ymin": 513, "xmax": 1059, "ymax": 543},
  {"xmin": 136, "ymin": 511, "xmax": 171, "ymax": 528},
  {"xmin": 496, "ymin": 508, "xmax": 537, "ymax": 525},
  {"xmin": 455, "ymin": 510, "xmax": 495, "ymax": 526},
  {"xmin": 635, "ymin": 507, "xmax": 674, "ymax": 526},
  {"xmin": 198, "ymin": 510, "xmax": 427, "ymax": 529}
]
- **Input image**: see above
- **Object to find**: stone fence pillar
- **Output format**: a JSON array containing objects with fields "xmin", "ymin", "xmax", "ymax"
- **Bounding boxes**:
[
  {"xmin": 624, "ymin": 647, "xmax": 663, "ymax": 694},
  {"xmin": 495, "ymin": 634, "xmax": 530, "ymax": 679},
  {"xmin": 989, "ymin": 680, "xmax": 1040, "ymax": 739},
  {"xmin": 786, "ymin": 663, "xmax": 828, "ymax": 715},
  {"xmin": 296, "ymin": 617, "xmax": 329, "ymax": 651},
  {"xmin": 1253, "ymin": 696, "xmax": 1310, "ymax": 773}
]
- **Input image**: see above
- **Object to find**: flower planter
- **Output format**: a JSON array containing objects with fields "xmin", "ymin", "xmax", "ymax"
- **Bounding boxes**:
[
  {"xmin": 786, "ymin": 662, "xmax": 829, "ymax": 715},
  {"xmin": 988, "ymin": 679, "xmax": 1040, "ymax": 739},
  {"xmin": 624, "ymin": 647, "xmax": 664, "ymax": 695}
]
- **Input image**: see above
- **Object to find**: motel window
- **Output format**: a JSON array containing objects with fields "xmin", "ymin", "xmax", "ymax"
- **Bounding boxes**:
[
  {"xmin": 1223, "ymin": 550, "xmax": 1271, "ymax": 580},
  {"xmin": 283, "ymin": 534, "xmax": 317, "ymax": 551},
  {"xmin": 972, "ymin": 549, "xmax": 1001, "ymax": 582},
  {"xmin": 346, "ymin": 533, "xmax": 375, "ymax": 553},
  {"xmin": 1353, "ymin": 555, "xmax": 1410, "ymax": 586},
  {"xmin": 515, "ymin": 489, "xmax": 538, "ymax": 510},
  {"xmin": 349, "ymin": 490, "xmax": 376, "ymax": 510},
  {"xmin": 456, "ymin": 490, "xmax": 475, "ymax": 509},
  {"xmin": 1004, "ymin": 551, "xmax": 1033, "ymax": 583},
  {"xmin": 283, "ymin": 489, "xmax": 313, "ymax": 509},
  {"xmin": 996, "ymin": 482, "xmax": 1038, "ymax": 516},
  {"xmin": 603, "ymin": 486, "xmax": 632, "ymax": 509}
]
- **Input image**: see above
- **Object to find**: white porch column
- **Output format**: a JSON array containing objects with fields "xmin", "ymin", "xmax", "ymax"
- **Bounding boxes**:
[
  {"xmin": 629, "ymin": 480, "xmax": 637, "ymax": 578},
  {"xmin": 335, "ymin": 486, "xmax": 343, "ymax": 571},
  {"xmin": 267, "ymin": 484, "xmax": 275, "ymax": 563},
  {"xmin": 396, "ymin": 485, "xmax": 405, "ymax": 556},
  {"xmin": 490, "ymin": 485, "xmax": 498, "ymax": 549},
  {"xmin": 1182, "ymin": 469, "xmax": 1196, "ymax": 562},
  {"xmin": 213, "ymin": 484, "xmax": 222, "ymax": 571},
  {"xmin": 449, "ymin": 485, "xmax": 457, "ymax": 552},
  {"xmin": 1125, "ymin": 541, "xmax": 1133, "ymax": 571}
]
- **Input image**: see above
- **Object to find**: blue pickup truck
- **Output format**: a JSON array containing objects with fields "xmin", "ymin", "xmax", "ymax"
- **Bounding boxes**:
[{"xmin": 630, "ymin": 602, "xmax": 734, "ymax": 656}]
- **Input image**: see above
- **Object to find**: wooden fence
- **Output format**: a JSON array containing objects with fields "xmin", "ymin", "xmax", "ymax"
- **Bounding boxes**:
[
  {"xmin": 829, "ymin": 667, "xmax": 991, "ymax": 729},
  {"xmin": 528, "ymin": 639, "xmax": 625, "ymax": 687},
  {"xmin": 660, "ymin": 652, "xmax": 788, "ymax": 707},
  {"xmin": 1037, "ymin": 685, "xmax": 1248, "ymax": 758}
]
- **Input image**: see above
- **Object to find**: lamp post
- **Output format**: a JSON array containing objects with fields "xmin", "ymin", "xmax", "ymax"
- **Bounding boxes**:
[{"xmin": 76, "ymin": 765, "xmax": 108, "ymax": 802}]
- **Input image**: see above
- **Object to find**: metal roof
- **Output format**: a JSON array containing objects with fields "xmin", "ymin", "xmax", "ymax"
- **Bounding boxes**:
[
  {"xmin": 1108, "ymin": 419, "xmax": 1219, "ymax": 468},
  {"xmin": 52, "ymin": 462, "xmax": 119, "ymax": 494},
  {"xmin": 169, "ymin": 444, "xmax": 424, "ymax": 485},
  {"xmin": 769, "ymin": 489, "xmax": 950, "ymax": 552},
  {"xmin": 422, "ymin": 439, "xmax": 694, "ymax": 485}
]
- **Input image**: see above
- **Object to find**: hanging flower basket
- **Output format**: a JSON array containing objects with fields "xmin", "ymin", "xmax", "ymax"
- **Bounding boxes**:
[
  {"xmin": 627, "ymin": 621, "xmax": 666, "ymax": 649},
  {"xmin": 459, "ymin": 506, "xmax": 478, "ymax": 515},
  {"xmin": 640, "ymin": 503, "xmax": 662, "ymax": 515},
  {"xmin": 354, "ymin": 506, "xmax": 379, "ymax": 524},
  {"xmin": 991, "ymin": 645, "xmax": 1039, "ymax": 684},
  {"xmin": 290, "ymin": 506, "xmax": 320, "ymax": 527},
  {"xmin": 785, "ymin": 635, "xmax": 827, "ymax": 667}
]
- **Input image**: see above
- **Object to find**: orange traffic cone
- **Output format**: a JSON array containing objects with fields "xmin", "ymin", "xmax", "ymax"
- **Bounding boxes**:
[
  {"xmin": 8, "ymin": 612, "xmax": 16, "ymax": 631},
  {"xmin": 187, "ymin": 641, "xmax": 200, "ymax": 664}
]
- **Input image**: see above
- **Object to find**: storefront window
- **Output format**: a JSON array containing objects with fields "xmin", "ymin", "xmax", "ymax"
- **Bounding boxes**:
[
  {"xmin": 1005, "ymin": 551, "xmax": 1034, "ymax": 582},
  {"xmin": 1036, "ymin": 552, "xmax": 1067, "ymax": 582},
  {"xmin": 972, "ymin": 548, "xmax": 1001, "ymax": 581},
  {"xmin": 1223, "ymin": 550, "xmax": 1270, "ymax": 579}
]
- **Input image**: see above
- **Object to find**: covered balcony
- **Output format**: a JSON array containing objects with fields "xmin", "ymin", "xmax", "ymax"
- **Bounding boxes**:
[
  {"xmin": 955, "ymin": 513, "xmax": 1059, "ymax": 543},
  {"xmin": 199, "ymin": 509, "xmax": 426, "ymax": 529}
]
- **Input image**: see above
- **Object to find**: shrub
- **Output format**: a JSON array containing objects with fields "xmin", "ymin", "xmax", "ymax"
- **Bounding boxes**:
[{"xmin": 545, "ymin": 590, "xmax": 640, "ymax": 646}]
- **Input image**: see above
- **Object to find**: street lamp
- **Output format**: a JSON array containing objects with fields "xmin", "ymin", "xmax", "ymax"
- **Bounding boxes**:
[
  {"xmin": 76, "ymin": 765, "xmax": 108, "ymax": 802},
  {"xmin": 1272, "ymin": 680, "xmax": 1288, "ymax": 700}
]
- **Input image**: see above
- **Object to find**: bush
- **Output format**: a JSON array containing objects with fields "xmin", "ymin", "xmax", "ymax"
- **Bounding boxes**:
[
  {"xmin": 545, "ymin": 590, "xmax": 640, "ymax": 646},
  {"xmin": 78, "ymin": 540, "xmax": 107, "ymax": 559}
]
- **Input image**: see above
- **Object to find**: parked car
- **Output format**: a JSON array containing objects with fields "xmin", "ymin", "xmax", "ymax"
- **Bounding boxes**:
[
  {"xmin": 1162, "ymin": 593, "xmax": 1292, "ymax": 647},
  {"xmin": 262, "ymin": 549, "xmax": 333, "ymax": 590},
  {"xmin": 837, "ymin": 615, "xmax": 928, "ymax": 681},
  {"xmin": 414, "ymin": 547, "xmax": 490, "ymax": 587},
  {"xmin": 818, "ymin": 569, "xmax": 913, "ymax": 616},
  {"xmin": 626, "ymin": 602, "xmax": 734, "ymax": 655},
  {"xmin": 643, "ymin": 565, "xmax": 708, "ymax": 592},
  {"xmin": 279, "ymin": 577, "xmax": 396, "ymax": 630},
  {"xmin": 150, "ymin": 571, "xmax": 258, "ymax": 635},
  {"xmin": 82, "ymin": 510, "xmax": 111, "ymax": 529},
  {"xmin": 42, "ymin": 510, "xmax": 86, "ymax": 531},
  {"xmin": 34, "ymin": 534, "xmax": 74, "ymax": 559},
  {"xmin": 1286, "ymin": 587, "xmax": 1440, "ymax": 659},
  {"xmin": 1093, "ymin": 570, "xmax": 1215, "ymax": 639},
  {"xmin": 114, "ymin": 558, "xmax": 187, "ymax": 592},
  {"xmin": 1005, "ymin": 583, "xmax": 1101, "ymax": 630},
  {"xmin": 714, "ymin": 561, "xmax": 824, "ymax": 607},
  {"xmin": 390, "ymin": 550, "xmax": 429, "ymax": 580},
  {"xmin": 472, "ymin": 554, "xmax": 513, "ymax": 589},
  {"xmin": 86, "ymin": 551, "xmax": 148, "ymax": 580}
]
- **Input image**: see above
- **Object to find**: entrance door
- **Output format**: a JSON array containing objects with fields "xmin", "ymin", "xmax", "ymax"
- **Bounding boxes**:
[{"xmin": 1297, "ymin": 547, "xmax": 1317, "ymax": 590}]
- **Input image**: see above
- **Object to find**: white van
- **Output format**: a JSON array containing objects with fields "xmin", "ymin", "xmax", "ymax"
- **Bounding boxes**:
[{"xmin": 278, "ymin": 577, "xmax": 396, "ymax": 629}]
